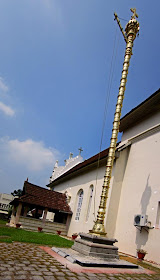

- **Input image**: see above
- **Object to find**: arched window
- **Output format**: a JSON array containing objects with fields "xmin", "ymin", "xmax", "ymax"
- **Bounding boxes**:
[
  {"xmin": 75, "ymin": 189, "xmax": 84, "ymax": 221},
  {"xmin": 86, "ymin": 185, "xmax": 94, "ymax": 222}
]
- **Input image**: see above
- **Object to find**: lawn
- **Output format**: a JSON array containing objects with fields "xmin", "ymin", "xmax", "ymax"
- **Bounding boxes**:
[
  {"xmin": 0, "ymin": 223, "xmax": 160, "ymax": 275},
  {"xmin": 120, "ymin": 254, "xmax": 160, "ymax": 274},
  {"xmin": 0, "ymin": 224, "xmax": 74, "ymax": 247},
  {"xmin": 0, "ymin": 219, "xmax": 8, "ymax": 225}
]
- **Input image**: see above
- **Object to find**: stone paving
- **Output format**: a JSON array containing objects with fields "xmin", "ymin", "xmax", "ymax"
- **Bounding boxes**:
[{"xmin": 0, "ymin": 242, "xmax": 160, "ymax": 280}]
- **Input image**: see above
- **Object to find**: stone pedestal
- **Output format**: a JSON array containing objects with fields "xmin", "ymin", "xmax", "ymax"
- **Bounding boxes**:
[
  {"xmin": 72, "ymin": 232, "xmax": 119, "ymax": 260},
  {"xmin": 52, "ymin": 233, "xmax": 138, "ymax": 268}
]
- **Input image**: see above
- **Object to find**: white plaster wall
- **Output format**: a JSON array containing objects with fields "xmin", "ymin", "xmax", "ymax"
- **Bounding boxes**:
[
  {"xmin": 53, "ymin": 164, "xmax": 115, "ymax": 237},
  {"xmin": 50, "ymin": 155, "xmax": 83, "ymax": 182},
  {"xmin": 51, "ymin": 110, "xmax": 160, "ymax": 263},
  {"xmin": 115, "ymin": 131, "xmax": 160, "ymax": 263},
  {"xmin": 121, "ymin": 111, "xmax": 160, "ymax": 142},
  {"xmin": 105, "ymin": 147, "xmax": 130, "ymax": 238}
]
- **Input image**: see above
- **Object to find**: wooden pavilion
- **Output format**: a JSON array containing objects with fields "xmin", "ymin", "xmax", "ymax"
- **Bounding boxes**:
[{"xmin": 9, "ymin": 181, "xmax": 72, "ymax": 234}]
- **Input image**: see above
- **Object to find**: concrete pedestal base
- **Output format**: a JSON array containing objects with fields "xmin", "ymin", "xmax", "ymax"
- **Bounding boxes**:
[
  {"xmin": 72, "ymin": 233, "xmax": 119, "ymax": 260},
  {"xmin": 51, "ymin": 233, "xmax": 139, "ymax": 268},
  {"xmin": 51, "ymin": 247, "xmax": 139, "ymax": 269}
]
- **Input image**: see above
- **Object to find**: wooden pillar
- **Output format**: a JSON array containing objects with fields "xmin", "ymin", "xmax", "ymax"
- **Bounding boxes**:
[
  {"xmin": 35, "ymin": 208, "xmax": 38, "ymax": 218},
  {"xmin": 15, "ymin": 203, "xmax": 22, "ymax": 225},
  {"xmin": 23, "ymin": 206, "xmax": 29, "ymax": 217}
]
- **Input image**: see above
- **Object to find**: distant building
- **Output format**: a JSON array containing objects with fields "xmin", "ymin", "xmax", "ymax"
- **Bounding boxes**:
[
  {"xmin": 0, "ymin": 193, "xmax": 14, "ymax": 215},
  {"xmin": 48, "ymin": 88, "xmax": 160, "ymax": 264}
]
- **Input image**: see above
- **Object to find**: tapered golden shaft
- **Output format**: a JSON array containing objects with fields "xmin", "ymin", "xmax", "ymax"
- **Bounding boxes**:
[{"xmin": 90, "ymin": 9, "xmax": 140, "ymax": 236}]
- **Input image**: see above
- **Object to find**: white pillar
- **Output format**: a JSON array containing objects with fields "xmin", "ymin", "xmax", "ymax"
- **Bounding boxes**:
[
  {"xmin": 10, "ymin": 205, "xmax": 17, "ymax": 226},
  {"xmin": 42, "ymin": 208, "xmax": 48, "ymax": 227},
  {"xmin": 66, "ymin": 214, "xmax": 72, "ymax": 235}
]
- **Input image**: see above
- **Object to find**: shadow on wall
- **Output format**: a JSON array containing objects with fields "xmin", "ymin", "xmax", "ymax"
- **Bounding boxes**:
[{"xmin": 135, "ymin": 175, "xmax": 151, "ymax": 249}]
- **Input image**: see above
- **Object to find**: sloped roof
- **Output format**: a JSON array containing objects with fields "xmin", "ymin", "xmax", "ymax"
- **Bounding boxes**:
[
  {"xmin": 119, "ymin": 88, "xmax": 160, "ymax": 132},
  {"xmin": 10, "ymin": 181, "xmax": 72, "ymax": 214},
  {"xmin": 48, "ymin": 88, "xmax": 160, "ymax": 188}
]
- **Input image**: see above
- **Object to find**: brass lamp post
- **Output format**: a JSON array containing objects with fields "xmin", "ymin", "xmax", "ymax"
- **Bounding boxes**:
[{"xmin": 90, "ymin": 8, "xmax": 140, "ymax": 236}]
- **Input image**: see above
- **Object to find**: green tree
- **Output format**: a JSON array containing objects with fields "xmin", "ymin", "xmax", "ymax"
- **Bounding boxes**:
[{"xmin": 11, "ymin": 189, "xmax": 23, "ymax": 197}]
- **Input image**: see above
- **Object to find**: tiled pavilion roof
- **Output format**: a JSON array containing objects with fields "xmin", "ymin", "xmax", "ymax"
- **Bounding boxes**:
[{"xmin": 10, "ymin": 181, "xmax": 72, "ymax": 214}]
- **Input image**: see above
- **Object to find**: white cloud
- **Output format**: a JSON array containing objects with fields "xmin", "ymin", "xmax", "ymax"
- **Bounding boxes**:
[
  {"xmin": 0, "ymin": 77, "xmax": 15, "ymax": 116},
  {"xmin": 4, "ymin": 138, "xmax": 59, "ymax": 171},
  {"xmin": 0, "ymin": 77, "xmax": 9, "ymax": 93},
  {"xmin": 0, "ymin": 138, "xmax": 60, "ymax": 193},
  {"xmin": 0, "ymin": 101, "xmax": 15, "ymax": 116}
]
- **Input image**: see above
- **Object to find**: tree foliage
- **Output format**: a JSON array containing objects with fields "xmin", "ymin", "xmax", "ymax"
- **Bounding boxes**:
[{"xmin": 11, "ymin": 189, "xmax": 23, "ymax": 197}]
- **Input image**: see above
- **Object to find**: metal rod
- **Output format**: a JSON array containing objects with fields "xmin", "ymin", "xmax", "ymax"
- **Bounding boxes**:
[{"xmin": 114, "ymin": 12, "xmax": 127, "ymax": 43}]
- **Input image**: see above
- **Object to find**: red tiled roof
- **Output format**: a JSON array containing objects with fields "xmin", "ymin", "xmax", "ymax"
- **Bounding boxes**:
[{"xmin": 10, "ymin": 181, "xmax": 72, "ymax": 214}]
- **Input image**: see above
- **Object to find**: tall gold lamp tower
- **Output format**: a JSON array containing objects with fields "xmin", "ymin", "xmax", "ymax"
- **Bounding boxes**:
[{"xmin": 90, "ymin": 8, "xmax": 140, "ymax": 236}]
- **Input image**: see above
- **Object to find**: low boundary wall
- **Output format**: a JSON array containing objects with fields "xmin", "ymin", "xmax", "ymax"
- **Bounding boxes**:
[{"xmin": 19, "ymin": 216, "xmax": 67, "ymax": 235}]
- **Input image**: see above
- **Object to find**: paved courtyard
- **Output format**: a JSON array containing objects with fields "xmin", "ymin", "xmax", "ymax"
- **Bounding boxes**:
[{"xmin": 0, "ymin": 242, "xmax": 160, "ymax": 280}]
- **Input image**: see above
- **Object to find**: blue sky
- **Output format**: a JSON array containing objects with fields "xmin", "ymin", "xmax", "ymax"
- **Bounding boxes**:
[{"xmin": 0, "ymin": 1, "xmax": 159, "ymax": 193}]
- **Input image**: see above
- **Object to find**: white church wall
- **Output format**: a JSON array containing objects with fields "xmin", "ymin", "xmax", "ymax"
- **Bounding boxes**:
[
  {"xmin": 49, "ymin": 92, "xmax": 160, "ymax": 263},
  {"xmin": 105, "ymin": 147, "xmax": 130, "ymax": 238},
  {"xmin": 121, "ymin": 111, "xmax": 160, "ymax": 142},
  {"xmin": 52, "ymin": 164, "xmax": 115, "ymax": 237},
  {"xmin": 50, "ymin": 154, "xmax": 83, "ymax": 182},
  {"xmin": 115, "ymin": 130, "xmax": 160, "ymax": 263}
]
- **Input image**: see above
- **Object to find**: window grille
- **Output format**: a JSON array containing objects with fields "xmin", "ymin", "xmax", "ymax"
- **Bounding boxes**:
[
  {"xmin": 75, "ymin": 190, "xmax": 84, "ymax": 221},
  {"xmin": 86, "ymin": 185, "xmax": 94, "ymax": 222}
]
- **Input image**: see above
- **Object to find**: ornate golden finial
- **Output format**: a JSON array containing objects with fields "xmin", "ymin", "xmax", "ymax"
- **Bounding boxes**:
[{"xmin": 130, "ymin": 8, "xmax": 138, "ymax": 19}]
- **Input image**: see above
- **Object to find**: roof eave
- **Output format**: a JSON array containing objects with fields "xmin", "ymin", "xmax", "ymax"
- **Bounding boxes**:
[{"xmin": 119, "ymin": 88, "xmax": 160, "ymax": 132}]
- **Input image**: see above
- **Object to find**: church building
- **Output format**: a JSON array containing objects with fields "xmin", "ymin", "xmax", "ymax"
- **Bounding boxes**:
[{"xmin": 48, "ymin": 88, "xmax": 160, "ymax": 264}]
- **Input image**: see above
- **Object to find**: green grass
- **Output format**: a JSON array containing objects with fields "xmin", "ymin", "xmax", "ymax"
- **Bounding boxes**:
[
  {"xmin": 0, "ymin": 225, "xmax": 74, "ymax": 247},
  {"xmin": 120, "ymin": 254, "xmax": 160, "ymax": 274},
  {"xmin": 0, "ymin": 219, "xmax": 8, "ymax": 225}
]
